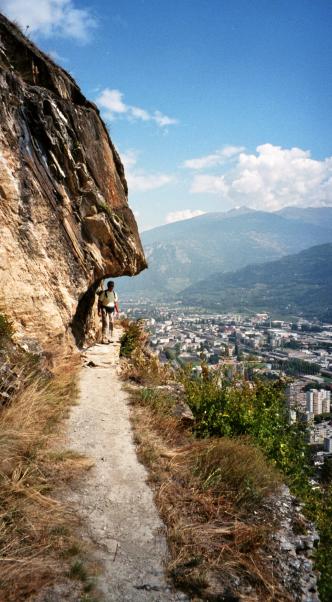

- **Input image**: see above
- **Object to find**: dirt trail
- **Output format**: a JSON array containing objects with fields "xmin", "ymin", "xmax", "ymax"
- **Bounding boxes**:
[{"xmin": 66, "ymin": 329, "xmax": 185, "ymax": 601}]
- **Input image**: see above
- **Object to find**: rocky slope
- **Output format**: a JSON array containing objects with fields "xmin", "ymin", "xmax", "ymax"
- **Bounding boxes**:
[{"xmin": 0, "ymin": 14, "xmax": 146, "ymax": 350}]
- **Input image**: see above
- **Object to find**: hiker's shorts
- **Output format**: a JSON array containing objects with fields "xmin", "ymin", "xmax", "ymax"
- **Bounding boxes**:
[
  {"xmin": 101, "ymin": 307, "xmax": 115, "ymax": 339},
  {"xmin": 103, "ymin": 307, "xmax": 115, "ymax": 314}
]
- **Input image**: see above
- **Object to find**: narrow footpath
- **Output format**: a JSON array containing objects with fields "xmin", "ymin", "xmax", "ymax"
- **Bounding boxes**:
[{"xmin": 66, "ymin": 329, "xmax": 185, "ymax": 601}]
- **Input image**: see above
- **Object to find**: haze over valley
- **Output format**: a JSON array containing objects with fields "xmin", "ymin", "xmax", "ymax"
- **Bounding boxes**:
[{"xmin": 117, "ymin": 206, "xmax": 332, "ymax": 321}]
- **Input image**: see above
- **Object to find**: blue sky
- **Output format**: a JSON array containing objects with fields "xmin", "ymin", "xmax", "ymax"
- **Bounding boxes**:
[{"xmin": 1, "ymin": 0, "xmax": 332, "ymax": 230}]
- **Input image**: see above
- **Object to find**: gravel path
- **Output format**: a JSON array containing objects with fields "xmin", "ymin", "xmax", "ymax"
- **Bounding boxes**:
[{"xmin": 66, "ymin": 330, "xmax": 185, "ymax": 601}]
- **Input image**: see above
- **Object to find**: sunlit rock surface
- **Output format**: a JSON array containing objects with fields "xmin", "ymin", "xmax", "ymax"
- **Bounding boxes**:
[{"xmin": 0, "ymin": 14, "xmax": 146, "ymax": 350}]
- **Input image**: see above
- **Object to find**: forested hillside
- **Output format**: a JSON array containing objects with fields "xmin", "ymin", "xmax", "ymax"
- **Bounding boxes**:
[{"xmin": 180, "ymin": 243, "xmax": 332, "ymax": 321}]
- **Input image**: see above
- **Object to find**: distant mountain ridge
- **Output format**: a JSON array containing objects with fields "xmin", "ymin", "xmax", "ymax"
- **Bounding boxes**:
[
  {"xmin": 180, "ymin": 243, "xmax": 332, "ymax": 321},
  {"xmin": 277, "ymin": 206, "xmax": 332, "ymax": 228},
  {"xmin": 142, "ymin": 206, "xmax": 255, "ymax": 244},
  {"xmin": 117, "ymin": 206, "xmax": 332, "ymax": 297}
]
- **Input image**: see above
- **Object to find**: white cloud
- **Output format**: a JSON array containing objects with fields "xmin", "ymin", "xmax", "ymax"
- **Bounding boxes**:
[
  {"xmin": 166, "ymin": 209, "xmax": 206, "ymax": 224},
  {"xmin": 96, "ymin": 87, "xmax": 178, "ymax": 128},
  {"xmin": 189, "ymin": 143, "xmax": 332, "ymax": 211},
  {"xmin": 97, "ymin": 89, "xmax": 127, "ymax": 114},
  {"xmin": 120, "ymin": 149, "xmax": 173, "ymax": 193},
  {"xmin": 153, "ymin": 111, "xmax": 178, "ymax": 127},
  {"xmin": 183, "ymin": 146, "xmax": 244, "ymax": 169},
  {"xmin": 121, "ymin": 150, "xmax": 139, "ymax": 171},
  {"xmin": 191, "ymin": 174, "xmax": 229, "ymax": 194},
  {"xmin": 129, "ymin": 173, "xmax": 173, "ymax": 192},
  {"xmin": 130, "ymin": 106, "xmax": 150, "ymax": 121},
  {"xmin": 222, "ymin": 145, "xmax": 246, "ymax": 158},
  {"xmin": 0, "ymin": 0, "xmax": 96, "ymax": 41}
]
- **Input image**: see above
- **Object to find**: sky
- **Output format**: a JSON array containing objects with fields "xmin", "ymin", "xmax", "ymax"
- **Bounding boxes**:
[{"xmin": 1, "ymin": 0, "xmax": 332, "ymax": 230}]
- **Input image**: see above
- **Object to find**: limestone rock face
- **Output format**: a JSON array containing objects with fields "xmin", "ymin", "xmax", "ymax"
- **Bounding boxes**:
[{"xmin": 0, "ymin": 14, "xmax": 146, "ymax": 350}]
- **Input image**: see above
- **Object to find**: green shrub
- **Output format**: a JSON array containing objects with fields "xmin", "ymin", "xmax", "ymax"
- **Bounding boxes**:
[
  {"xmin": 120, "ymin": 321, "xmax": 144, "ymax": 357},
  {"xmin": 138, "ymin": 387, "xmax": 176, "ymax": 415},
  {"xmin": 0, "ymin": 313, "xmax": 13, "ymax": 343},
  {"xmin": 182, "ymin": 371, "xmax": 309, "ymax": 482}
]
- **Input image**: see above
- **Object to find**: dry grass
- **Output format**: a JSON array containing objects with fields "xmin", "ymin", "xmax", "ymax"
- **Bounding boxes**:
[
  {"xmin": 129, "ymin": 386, "xmax": 291, "ymax": 601},
  {"xmin": 121, "ymin": 348, "xmax": 172, "ymax": 386},
  {"xmin": 189, "ymin": 438, "xmax": 281, "ymax": 507},
  {"xmin": 0, "ymin": 351, "xmax": 95, "ymax": 601}
]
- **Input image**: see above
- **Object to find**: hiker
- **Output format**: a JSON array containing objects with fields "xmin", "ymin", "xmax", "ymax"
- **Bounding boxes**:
[{"xmin": 98, "ymin": 280, "xmax": 119, "ymax": 343}]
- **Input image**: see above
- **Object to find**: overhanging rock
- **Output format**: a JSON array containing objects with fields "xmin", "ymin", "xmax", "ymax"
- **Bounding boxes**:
[{"xmin": 0, "ymin": 14, "xmax": 146, "ymax": 351}]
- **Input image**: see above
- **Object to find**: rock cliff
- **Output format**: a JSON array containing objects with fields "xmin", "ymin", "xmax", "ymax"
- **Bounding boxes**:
[{"xmin": 0, "ymin": 14, "xmax": 146, "ymax": 350}]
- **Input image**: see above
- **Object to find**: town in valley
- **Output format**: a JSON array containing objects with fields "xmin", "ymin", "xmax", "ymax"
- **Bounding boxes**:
[{"xmin": 121, "ymin": 296, "xmax": 332, "ymax": 471}]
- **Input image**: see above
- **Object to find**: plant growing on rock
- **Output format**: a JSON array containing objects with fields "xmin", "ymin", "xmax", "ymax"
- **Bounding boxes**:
[{"xmin": 0, "ymin": 312, "xmax": 13, "ymax": 346}]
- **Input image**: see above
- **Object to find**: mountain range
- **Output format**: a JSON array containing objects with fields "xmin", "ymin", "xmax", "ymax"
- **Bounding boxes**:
[
  {"xmin": 179, "ymin": 243, "xmax": 332, "ymax": 321},
  {"xmin": 117, "ymin": 206, "xmax": 332, "ymax": 298}
]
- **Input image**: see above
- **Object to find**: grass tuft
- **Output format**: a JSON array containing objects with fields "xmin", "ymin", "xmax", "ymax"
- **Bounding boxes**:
[
  {"xmin": 68, "ymin": 559, "xmax": 89, "ymax": 581},
  {"xmin": 190, "ymin": 437, "xmax": 281, "ymax": 508}
]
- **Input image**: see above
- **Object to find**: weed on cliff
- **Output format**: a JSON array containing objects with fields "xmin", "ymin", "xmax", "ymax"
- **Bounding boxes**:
[
  {"xmin": 0, "ymin": 313, "xmax": 14, "ymax": 348},
  {"xmin": 96, "ymin": 199, "xmax": 113, "ymax": 218},
  {"xmin": 0, "ymin": 347, "xmax": 94, "ymax": 601}
]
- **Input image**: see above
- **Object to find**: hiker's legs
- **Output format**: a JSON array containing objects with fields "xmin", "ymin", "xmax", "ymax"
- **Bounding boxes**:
[
  {"xmin": 109, "ymin": 311, "xmax": 115, "ymax": 338},
  {"xmin": 101, "ymin": 309, "xmax": 109, "ymax": 342}
]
